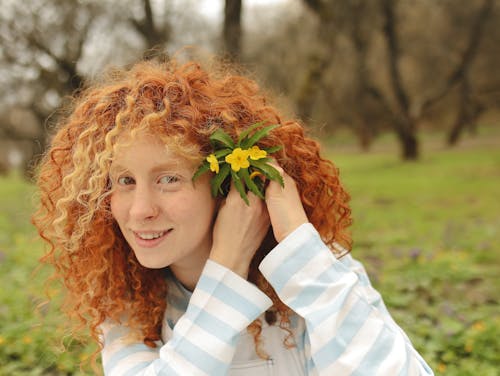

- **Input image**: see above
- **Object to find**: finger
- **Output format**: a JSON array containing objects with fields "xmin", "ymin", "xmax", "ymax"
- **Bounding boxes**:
[
  {"xmin": 264, "ymin": 158, "xmax": 285, "ymax": 174},
  {"xmin": 225, "ymin": 180, "xmax": 239, "ymax": 201},
  {"xmin": 247, "ymin": 188, "xmax": 266, "ymax": 208},
  {"xmin": 259, "ymin": 159, "xmax": 288, "ymax": 196},
  {"xmin": 247, "ymin": 190, "xmax": 271, "ymax": 223}
]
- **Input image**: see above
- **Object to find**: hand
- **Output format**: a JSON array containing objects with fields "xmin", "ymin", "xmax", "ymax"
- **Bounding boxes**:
[
  {"xmin": 209, "ymin": 184, "xmax": 270, "ymax": 279},
  {"xmin": 265, "ymin": 164, "xmax": 308, "ymax": 242}
]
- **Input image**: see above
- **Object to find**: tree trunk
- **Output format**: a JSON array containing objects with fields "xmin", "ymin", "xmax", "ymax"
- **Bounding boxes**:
[
  {"xmin": 357, "ymin": 126, "xmax": 374, "ymax": 151},
  {"xmin": 397, "ymin": 126, "xmax": 419, "ymax": 160},
  {"xmin": 381, "ymin": 0, "xmax": 420, "ymax": 160},
  {"xmin": 448, "ymin": 81, "xmax": 468, "ymax": 146},
  {"xmin": 223, "ymin": 0, "xmax": 242, "ymax": 59},
  {"xmin": 446, "ymin": 95, "xmax": 482, "ymax": 146},
  {"xmin": 131, "ymin": 0, "xmax": 170, "ymax": 59},
  {"xmin": 448, "ymin": 120, "xmax": 466, "ymax": 146},
  {"xmin": 389, "ymin": 112, "xmax": 419, "ymax": 160},
  {"xmin": 296, "ymin": 54, "xmax": 330, "ymax": 121}
]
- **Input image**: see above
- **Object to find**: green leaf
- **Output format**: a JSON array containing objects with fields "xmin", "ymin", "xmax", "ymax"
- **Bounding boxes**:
[
  {"xmin": 231, "ymin": 170, "xmax": 249, "ymax": 205},
  {"xmin": 214, "ymin": 148, "xmax": 232, "ymax": 159},
  {"xmin": 210, "ymin": 129, "xmax": 235, "ymax": 148},
  {"xmin": 249, "ymin": 160, "xmax": 284, "ymax": 187},
  {"xmin": 192, "ymin": 162, "xmax": 210, "ymax": 182},
  {"xmin": 263, "ymin": 145, "xmax": 282, "ymax": 154},
  {"xmin": 210, "ymin": 163, "xmax": 230, "ymax": 197},
  {"xmin": 251, "ymin": 171, "xmax": 266, "ymax": 192},
  {"xmin": 254, "ymin": 157, "xmax": 271, "ymax": 163},
  {"xmin": 237, "ymin": 121, "xmax": 264, "ymax": 146},
  {"xmin": 239, "ymin": 168, "xmax": 265, "ymax": 199},
  {"xmin": 241, "ymin": 124, "xmax": 280, "ymax": 149}
]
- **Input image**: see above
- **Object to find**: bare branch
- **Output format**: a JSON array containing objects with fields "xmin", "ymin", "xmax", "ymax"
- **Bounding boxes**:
[
  {"xmin": 420, "ymin": 0, "xmax": 493, "ymax": 113},
  {"xmin": 302, "ymin": 0, "xmax": 323, "ymax": 14},
  {"xmin": 131, "ymin": 0, "xmax": 167, "ymax": 51},
  {"xmin": 381, "ymin": 0, "xmax": 410, "ymax": 119},
  {"xmin": 26, "ymin": 34, "xmax": 83, "ymax": 91}
]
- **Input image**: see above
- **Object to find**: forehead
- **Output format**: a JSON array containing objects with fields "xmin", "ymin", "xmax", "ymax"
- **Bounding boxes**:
[
  {"xmin": 113, "ymin": 131, "xmax": 165, "ymax": 154},
  {"xmin": 112, "ymin": 128, "xmax": 199, "ymax": 153},
  {"xmin": 110, "ymin": 132, "xmax": 197, "ymax": 171}
]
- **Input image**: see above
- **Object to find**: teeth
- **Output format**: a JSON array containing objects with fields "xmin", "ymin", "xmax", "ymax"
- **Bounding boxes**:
[{"xmin": 137, "ymin": 232, "xmax": 165, "ymax": 240}]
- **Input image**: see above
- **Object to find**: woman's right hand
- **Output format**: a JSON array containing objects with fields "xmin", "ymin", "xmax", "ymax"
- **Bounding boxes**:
[
  {"xmin": 209, "ymin": 185, "xmax": 270, "ymax": 279},
  {"xmin": 265, "ymin": 164, "xmax": 308, "ymax": 243}
]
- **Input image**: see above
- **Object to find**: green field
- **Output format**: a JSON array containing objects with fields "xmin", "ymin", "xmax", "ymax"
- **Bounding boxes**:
[{"xmin": 0, "ymin": 127, "xmax": 499, "ymax": 375}]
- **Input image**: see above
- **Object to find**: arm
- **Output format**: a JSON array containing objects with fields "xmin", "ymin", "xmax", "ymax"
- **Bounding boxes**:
[
  {"xmin": 101, "ymin": 185, "xmax": 272, "ymax": 375},
  {"xmin": 262, "ymin": 165, "xmax": 433, "ymax": 375},
  {"xmin": 101, "ymin": 260, "xmax": 272, "ymax": 376},
  {"xmin": 259, "ymin": 223, "xmax": 433, "ymax": 375}
]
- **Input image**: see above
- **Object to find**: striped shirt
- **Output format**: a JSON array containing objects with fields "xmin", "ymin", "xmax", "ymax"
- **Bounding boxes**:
[{"xmin": 101, "ymin": 223, "xmax": 434, "ymax": 375}]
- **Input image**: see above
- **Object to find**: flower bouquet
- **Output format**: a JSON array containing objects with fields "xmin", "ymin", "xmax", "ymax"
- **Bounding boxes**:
[{"xmin": 193, "ymin": 122, "xmax": 283, "ymax": 204}]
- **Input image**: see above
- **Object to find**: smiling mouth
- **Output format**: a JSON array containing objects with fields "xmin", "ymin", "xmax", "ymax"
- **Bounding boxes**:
[
  {"xmin": 136, "ymin": 231, "xmax": 169, "ymax": 240},
  {"xmin": 133, "ymin": 229, "xmax": 172, "ymax": 245}
]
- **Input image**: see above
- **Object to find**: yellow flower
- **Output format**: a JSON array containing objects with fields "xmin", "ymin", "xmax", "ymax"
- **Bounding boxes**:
[
  {"xmin": 206, "ymin": 154, "xmax": 219, "ymax": 173},
  {"xmin": 22, "ymin": 336, "xmax": 33, "ymax": 344},
  {"xmin": 472, "ymin": 321, "xmax": 485, "ymax": 332},
  {"xmin": 248, "ymin": 145, "xmax": 267, "ymax": 160},
  {"xmin": 465, "ymin": 339, "xmax": 473, "ymax": 353},
  {"xmin": 437, "ymin": 363, "xmax": 446, "ymax": 373},
  {"xmin": 225, "ymin": 148, "xmax": 250, "ymax": 171}
]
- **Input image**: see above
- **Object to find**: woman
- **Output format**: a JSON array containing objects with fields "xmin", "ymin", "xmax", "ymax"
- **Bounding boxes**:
[{"xmin": 33, "ymin": 59, "xmax": 433, "ymax": 375}]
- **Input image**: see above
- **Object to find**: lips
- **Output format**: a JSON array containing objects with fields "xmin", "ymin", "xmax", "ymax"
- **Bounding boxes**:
[
  {"xmin": 132, "ymin": 229, "xmax": 172, "ymax": 248},
  {"xmin": 136, "ymin": 231, "xmax": 167, "ymax": 240}
]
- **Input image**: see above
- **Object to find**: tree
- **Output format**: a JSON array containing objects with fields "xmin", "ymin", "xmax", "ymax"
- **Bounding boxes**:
[
  {"xmin": 297, "ymin": 0, "xmax": 338, "ymax": 122},
  {"xmin": 130, "ymin": 0, "xmax": 172, "ymax": 59},
  {"xmin": 0, "ymin": 0, "xmax": 178, "ymax": 176},
  {"xmin": 0, "ymin": 0, "xmax": 97, "ymax": 174},
  {"xmin": 296, "ymin": 0, "xmax": 498, "ymax": 159},
  {"xmin": 380, "ymin": 0, "xmax": 495, "ymax": 157},
  {"xmin": 380, "ymin": 0, "xmax": 419, "ymax": 159},
  {"xmin": 440, "ymin": 0, "xmax": 493, "ymax": 145},
  {"xmin": 223, "ymin": 0, "xmax": 243, "ymax": 59}
]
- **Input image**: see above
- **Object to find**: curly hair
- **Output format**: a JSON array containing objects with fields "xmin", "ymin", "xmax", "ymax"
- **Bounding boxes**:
[{"xmin": 32, "ymin": 59, "xmax": 352, "ymax": 365}]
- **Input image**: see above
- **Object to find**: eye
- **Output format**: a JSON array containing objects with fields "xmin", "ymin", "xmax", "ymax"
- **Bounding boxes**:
[
  {"xmin": 117, "ymin": 176, "xmax": 135, "ymax": 185},
  {"xmin": 158, "ymin": 175, "xmax": 180, "ymax": 184}
]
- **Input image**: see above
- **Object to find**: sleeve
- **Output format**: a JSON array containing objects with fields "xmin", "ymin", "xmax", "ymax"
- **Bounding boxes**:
[
  {"xmin": 100, "ymin": 260, "xmax": 272, "ymax": 376},
  {"xmin": 259, "ymin": 223, "xmax": 434, "ymax": 376}
]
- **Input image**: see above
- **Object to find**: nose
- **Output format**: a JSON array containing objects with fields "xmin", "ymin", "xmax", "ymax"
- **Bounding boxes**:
[{"xmin": 129, "ymin": 184, "xmax": 159, "ymax": 222}]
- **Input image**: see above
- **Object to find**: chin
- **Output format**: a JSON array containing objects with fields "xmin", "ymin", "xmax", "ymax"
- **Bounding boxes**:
[{"xmin": 135, "ymin": 255, "xmax": 170, "ymax": 269}]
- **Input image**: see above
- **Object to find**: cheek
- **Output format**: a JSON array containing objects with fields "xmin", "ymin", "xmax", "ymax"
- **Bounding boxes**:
[
  {"xmin": 175, "ymin": 191, "xmax": 217, "ymax": 225},
  {"xmin": 109, "ymin": 193, "xmax": 125, "ymax": 221},
  {"xmin": 194, "ymin": 196, "xmax": 218, "ymax": 226}
]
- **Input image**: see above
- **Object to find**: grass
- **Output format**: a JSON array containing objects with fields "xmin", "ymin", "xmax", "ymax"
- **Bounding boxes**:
[
  {"xmin": 0, "ymin": 174, "xmax": 96, "ymax": 375},
  {"xmin": 327, "ymin": 127, "xmax": 500, "ymax": 375},
  {"xmin": 0, "ymin": 126, "xmax": 499, "ymax": 375}
]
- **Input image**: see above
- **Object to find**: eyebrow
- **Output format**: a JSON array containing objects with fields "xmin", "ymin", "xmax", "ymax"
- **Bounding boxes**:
[
  {"xmin": 109, "ymin": 164, "xmax": 128, "ymax": 176},
  {"xmin": 151, "ymin": 162, "xmax": 186, "ymax": 174},
  {"xmin": 109, "ymin": 162, "xmax": 189, "ymax": 175}
]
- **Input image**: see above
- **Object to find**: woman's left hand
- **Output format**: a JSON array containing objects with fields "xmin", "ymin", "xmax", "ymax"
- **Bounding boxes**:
[
  {"xmin": 210, "ymin": 184, "xmax": 270, "ymax": 279},
  {"xmin": 265, "ymin": 164, "xmax": 308, "ymax": 243}
]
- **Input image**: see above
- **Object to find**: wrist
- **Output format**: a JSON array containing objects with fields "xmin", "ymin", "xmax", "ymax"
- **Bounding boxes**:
[
  {"xmin": 208, "ymin": 253, "xmax": 250, "ymax": 280},
  {"xmin": 275, "ymin": 219, "xmax": 308, "ymax": 242}
]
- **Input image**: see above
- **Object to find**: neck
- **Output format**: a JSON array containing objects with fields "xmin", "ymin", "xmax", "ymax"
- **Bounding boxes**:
[{"xmin": 169, "ymin": 252, "xmax": 209, "ymax": 291}]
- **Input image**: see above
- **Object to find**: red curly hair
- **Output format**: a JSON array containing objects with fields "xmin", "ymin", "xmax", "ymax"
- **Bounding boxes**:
[{"xmin": 32, "ymin": 59, "xmax": 352, "ymax": 366}]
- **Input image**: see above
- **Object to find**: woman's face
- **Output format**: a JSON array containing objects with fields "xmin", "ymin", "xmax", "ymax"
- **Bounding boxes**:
[{"xmin": 109, "ymin": 133, "xmax": 217, "ymax": 276}]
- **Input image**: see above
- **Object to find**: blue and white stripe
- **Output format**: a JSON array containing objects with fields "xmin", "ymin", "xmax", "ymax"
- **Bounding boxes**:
[
  {"xmin": 260, "ymin": 223, "xmax": 433, "ymax": 375},
  {"xmin": 100, "ymin": 223, "xmax": 433, "ymax": 375}
]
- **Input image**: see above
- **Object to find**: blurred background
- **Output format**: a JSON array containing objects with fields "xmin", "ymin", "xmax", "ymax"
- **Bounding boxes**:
[{"xmin": 0, "ymin": 0, "xmax": 498, "ymax": 374}]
